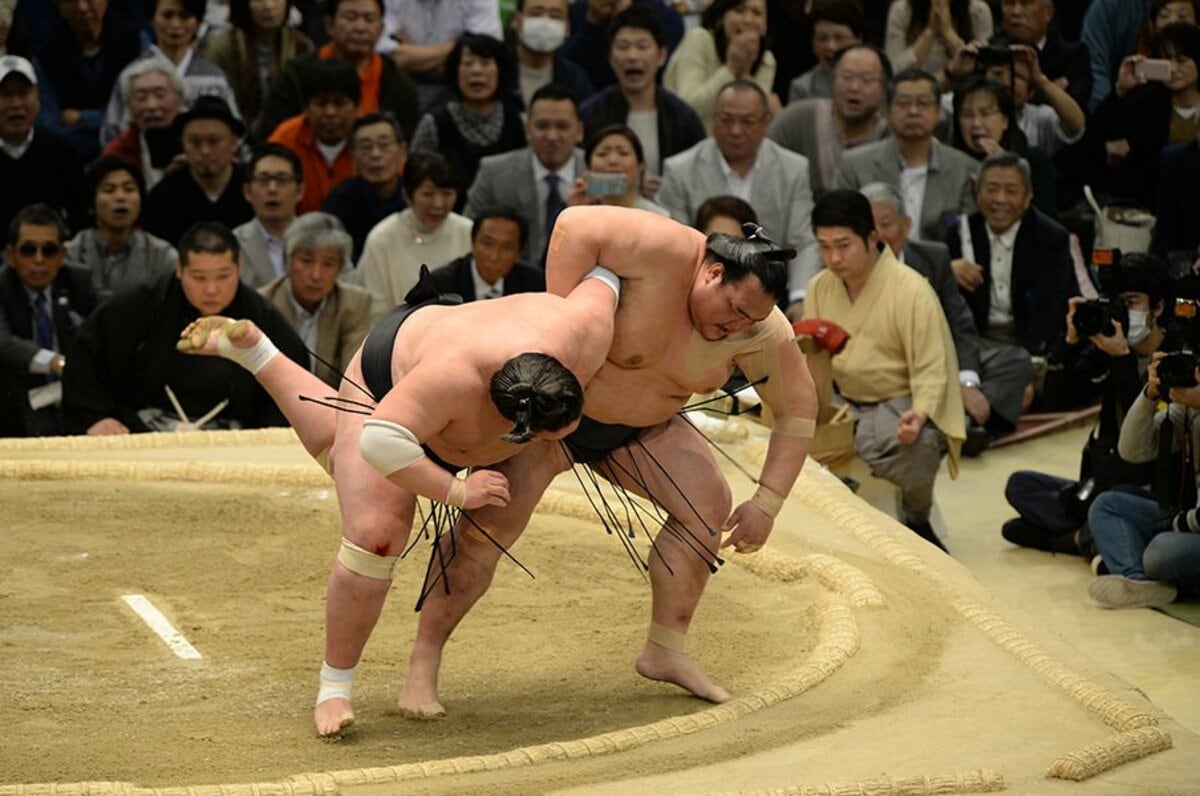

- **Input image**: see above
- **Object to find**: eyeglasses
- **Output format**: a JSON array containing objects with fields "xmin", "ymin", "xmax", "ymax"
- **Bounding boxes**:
[
  {"xmin": 834, "ymin": 70, "xmax": 881, "ymax": 86},
  {"xmin": 892, "ymin": 96, "xmax": 938, "ymax": 111},
  {"xmin": 250, "ymin": 172, "xmax": 298, "ymax": 186},
  {"xmin": 960, "ymin": 106, "xmax": 1002, "ymax": 121},
  {"xmin": 17, "ymin": 242, "xmax": 61, "ymax": 258}
]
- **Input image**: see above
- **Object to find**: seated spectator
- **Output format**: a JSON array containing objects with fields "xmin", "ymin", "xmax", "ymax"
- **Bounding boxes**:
[
  {"xmin": 322, "ymin": 111, "xmax": 408, "ymax": 261},
  {"xmin": 804, "ymin": 189, "xmax": 964, "ymax": 550},
  {"xmin": 885, "ymin": 0, "xmax": 992, "ymax": 77},
  {"xmin": 865, "ymin": 180, "xmax": 1033, "ymax": 454},
  {"xmin": 0, "ymin": 55, "xmax": 86, "ymax": 240},
  {"xmin": 101, "ymin": 59, "xmax": 186, "ymax": 189},
  {"xmin": 770, "ymin": 43, "xmax": 891, "ymax": 198},
  {"xmin": 206, "ymin": 0, "xmax": 315, "ymax": 138},
  {"xmin": 991, "ymin": 0, "xmax": 1092, "ymax": 111},
  {"xmin": 562, "ymin": 0, "xmax": 684, "ymax": 92},
  {"xmin": 578, "ymin": 5, "xmax": 705, "ymax": 198},
  {"xmin": 0, "ymin": 205, "xmax": 97, "ymax": 437},
  {"xmin": 258, "ymin": 0, "xmax": 418, "ymax": 142},
  {"xmin": 63, "ymin": 221, "xmax": 308, "ymax": 434},
  {"xmin": 659, "ymin": 79, "xmax": 820, "ymax": 312},
  {"xmin": 30, "ymin": 0, "xmax": 143, "ymax": 161},
  {"xmin": 65, "ymin": 156, "xmax": 178, "ymax": 303},
  {"xmin": 1084, "ymin": 351, "xmax": 1200, "ymax": 608},
  {"xmin": 377, "ymin": 0, "xmax": 503, "ymax": 112},
  {"xmin": 1005, "ymin": 253, "xmax": 1171, "ymax": 557},
  {"xmin": 258, "ymin": 212, "xmax": 374, "ymax": 388},
  {"xmin": 976, "ymin": 43, "xmax": 1086, "ymax": 158},
  {"xmin": 428, "ymin": 207, "xmax": 546, "ymax": 300},
  {"xmin": 835, "ymin": 68, "xmax": 980, "ymax": 242},
  {"xmin": 357, "ymin": 150, "xmax": 472, "ymax": 307},
  {"xmin": 506, "ymin": 0, "xmax": 593, "ymax": 109},
  {"xmin": 565, "ymin": 124, "xmax": 670, "ymax": 215},
  {"xmin": 788, "ymin": 0, "xmax": 863, "ymax": 103},
  {"xmin": 143, "ymin": 96, "xmax": 254, "ymax": 245},
  {"xmin": 663, "ymin": 0, "xmax": 781, "ymax": 133},
  {"xmin": 944, "ymin": 152, "xmax": 1079, "ymax": 359},
  {"xmin": 235, "ymin": 143, "xmax": 304, "ymax": 287},
  {"xmin": 1155, "ymin": 123, "xmax": 1200, "ymax": 264},
  {"xmin": 409, "ymin": 34, "xmax": 527, "ymax": 213},
  {"xmin": 464, "ymin": 83, "xmax": 585, "ymax": 264},
  {"xmin": 102, "ymin": 0, "xmax": 242, "ymax": 147},
  {"xmin": 1086, "ymin": 22, "xmax": 1200, "ymax": 210},
  {"xmin": 268, "ymin": 59, "xmax": 359, "ymax": 215},
  {"xmin": 693, "ymin": 193, "xmax": 757, "ymax": 237},
  {"xmin": 950, "ymin": 75, "xmax": 1058, "ymax": 215}
]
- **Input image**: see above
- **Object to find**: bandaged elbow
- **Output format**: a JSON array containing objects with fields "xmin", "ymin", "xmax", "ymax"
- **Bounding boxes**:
[{"xmin": 359, "ymin": 419, "xmax": 425, "ymax": 476}]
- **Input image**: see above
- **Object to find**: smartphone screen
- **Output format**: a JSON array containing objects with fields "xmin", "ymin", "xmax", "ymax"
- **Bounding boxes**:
[
  {"xmin": 585, "ymin": 172, "xmax": 628, "ymax": 197},
  {"xmin": 1137, "ymin": 58, "xmax": 1172, "ymax": 83}
]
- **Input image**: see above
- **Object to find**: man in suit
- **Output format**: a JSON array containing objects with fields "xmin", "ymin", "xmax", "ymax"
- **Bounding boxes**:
[
  {"xmin": 835, "ymin": 68, "xmax": 979, "ymax": 244},
  {"xmin": 465, "ymin": 83, "xmax": 585, "ymax": 266},
  {"xmin": 657, "ymin": 79, "xmax": 820, "ymax": 318},
  {"xmin": 944, "ymin": 151, "xmax": 1079, "ymax": 362},
  {"xmin": 0, "ymin": 204, "xmax": 96, "ymax": 436},
  {"xmin": 428, "ymin": 207, "xmax": 546, "ymax": 301},
  {"xmin": 864, "ymin": 181, "xmax": 1034, "ymax": 454},
  {"xmin": 769, "ymin": 43, "xmax": 891, "ymax": 199},
  {"xmin": 259, "ymin": 213, "xmax": 374, "ymax": 389},
  {"xmin": 236, "ymin": 144, "xmax": 304, "ymax": 289}
]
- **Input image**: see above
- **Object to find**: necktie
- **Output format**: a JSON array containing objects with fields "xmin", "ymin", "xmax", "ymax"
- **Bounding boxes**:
[
  {"xmin": 544, "ymin": 173, "xmax": 564, "ymax": 238},
  {"xmin": 34, "ymin": 292, "xmax": 54, "ymax": 351},
  {"xmin": 482, "ymin": 285, "xmax": 501, "ymax": 299}
]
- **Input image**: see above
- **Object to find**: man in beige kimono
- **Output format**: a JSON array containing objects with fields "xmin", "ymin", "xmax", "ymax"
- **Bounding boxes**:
[{"xmin": 804, "ymin": 189, "xmax": 963, "ymax": 551}]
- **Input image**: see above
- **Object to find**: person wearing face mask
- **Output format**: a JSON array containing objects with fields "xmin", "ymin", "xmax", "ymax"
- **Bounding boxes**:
[
  {"xmin": 1002, "ymin": 252, "xmax": 1173, "ymax": 560},
  {"xmin": 506, "ymin": 0, "xmax": 592, "ymax": 110}
]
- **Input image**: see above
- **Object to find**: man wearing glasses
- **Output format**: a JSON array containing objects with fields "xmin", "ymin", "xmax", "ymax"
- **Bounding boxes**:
[
  {"xmin": 770, "ymin": 43, "xmax": 893, "ymax": 199},
  {"xmin": 657, "ymin": 79, "xmax": 820, "ymax": 318},
  {"xmin": 321, "ymin": 112, "xmax": 408, "ymax": 262},
  {"xmin": 0, "ymin": 204, "xmax": 96, "ymax": 436},
  {"xmin": 235, "ymin": 144, "xmax": 305, "ymax": 288},
  {"xmin": 835, "ymin": 67, "xmax": 980, "ymax": 243}
]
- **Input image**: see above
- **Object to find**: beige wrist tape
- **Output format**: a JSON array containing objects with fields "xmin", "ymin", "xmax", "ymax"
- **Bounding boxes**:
[
  {"xmin": 774, "ymin": 415, "xmax": 816, "ymax": 438},
  {"xmin": 751, "ymin": 484, "xmax": 786, "ymax": 518},
  {"xmin": 647, "ymin": 622, "xmax": 687, "ymax": 653},
  {"xmin": 445, "ymin": 477, "xmax": 466, "ymax": 508}
]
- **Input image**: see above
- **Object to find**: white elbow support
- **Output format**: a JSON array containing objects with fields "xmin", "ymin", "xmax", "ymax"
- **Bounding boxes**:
[
  {"xmin": 583, "ymin": 265, "xmax": 620, "ymax": 299},
  {"xmin": 359, "ymin": 419, "xmax": 425, "ymax": 475}
]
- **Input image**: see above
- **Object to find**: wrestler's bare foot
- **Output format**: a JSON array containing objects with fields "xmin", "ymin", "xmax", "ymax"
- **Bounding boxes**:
[
  {"xmin": 314, "ymin": 697, "xmax": 355, "ymax": 737},
  {"xmin": 398, "ymin": 647, "xmax": 447, "ymax": 719},
  {"xmin": 177, "ymin": 316, "xmax": 261, "ymax": 356},
  {"xmin": 635, "ymin": 643, "xmax": 731, "ymax": 703}
]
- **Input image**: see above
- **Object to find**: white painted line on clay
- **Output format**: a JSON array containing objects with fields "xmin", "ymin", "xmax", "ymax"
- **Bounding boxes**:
[{"xmin": 121, "ymin": 594, "xmax": 203, "ymax": 660}]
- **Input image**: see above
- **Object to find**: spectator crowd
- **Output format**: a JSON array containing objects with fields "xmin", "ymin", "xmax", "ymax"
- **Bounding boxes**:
[{"xmin": 1, "ymin": 0, "xmax": 1198, "ymax": 608}]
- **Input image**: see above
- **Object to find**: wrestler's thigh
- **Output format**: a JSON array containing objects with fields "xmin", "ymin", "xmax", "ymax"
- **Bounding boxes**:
[
  {"xmin": 600, "ymin": 416, "xmax": 732, "ymax": 533},
  {"xmin": 329, "ymin": 392, "xmax": 416, "ymax": 555},
  {"xmin": 461, "ymin": 441, "xmax": 573, "ymax": 547}
]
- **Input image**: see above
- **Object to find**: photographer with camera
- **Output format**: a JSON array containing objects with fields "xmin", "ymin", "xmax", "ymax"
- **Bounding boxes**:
[
  {"xmin": 1002, "ymin": 252, "xmax": 1171, "ymax": 557},
  {"xmin": 1084, "ymin": 342, "xmax": 1200, "ymax": 608}
]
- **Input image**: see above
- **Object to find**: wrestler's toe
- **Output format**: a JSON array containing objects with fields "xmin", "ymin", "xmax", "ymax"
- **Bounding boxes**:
[{"xmin": 398, "ymin": 701, "xmax": 446, "ymax": 720}]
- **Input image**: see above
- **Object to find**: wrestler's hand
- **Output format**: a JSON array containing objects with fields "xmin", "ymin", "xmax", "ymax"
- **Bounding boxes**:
[
  {"xmin": 462, "ymin": 470, "xmax": 511, "ymax": 509},
  {"xmin": 721, "ymin": 501, "xmax": 773, "ymax": 554}
]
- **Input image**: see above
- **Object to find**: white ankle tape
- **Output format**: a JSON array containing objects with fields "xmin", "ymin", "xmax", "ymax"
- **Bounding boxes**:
[
  {"xmin": 316, "ymin": 662, "xmax": 355, "ymax": 706},
  {"xmin": 217, "ymin": 324, "xmax": 279, "ymax": 374}
]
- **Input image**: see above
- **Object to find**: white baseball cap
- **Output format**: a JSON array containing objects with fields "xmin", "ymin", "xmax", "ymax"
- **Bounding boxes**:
[{"xmin": 0, "ymin": 55, "xmax": 37, "ymax": 87}]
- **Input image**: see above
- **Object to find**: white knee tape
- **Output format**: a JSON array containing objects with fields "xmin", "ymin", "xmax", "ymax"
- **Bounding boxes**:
[
  {"xmin": 359, "ymin": 419, "xmax": 425, "ymax": 476},
  {"xmin": 583, "ymin": 265, "xmax": 620, "ymax": 299},
  {"xmin": 316, "ymin": 662, "xmax": 355, "ymax": 706},
  {"xmin": 337, "ymin": 537, "xmax": 400, "ymax": 580},
  {"xmin": 216, "ymin": 324, "xmax": 279, "ymax": 375}
]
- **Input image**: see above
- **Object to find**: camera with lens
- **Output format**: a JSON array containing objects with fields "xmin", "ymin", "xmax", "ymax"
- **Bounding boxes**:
[
  {"xmin": 976, "ymin": 44, "xmax": 1014, "ymax": 69},
  {"xmin": 1072, "ymin": 248, "xmax": 1128, "ymax": 338},
  {"xmin": 1158, "ymin": 297, "xmax": 1200, "ymax": 389}
]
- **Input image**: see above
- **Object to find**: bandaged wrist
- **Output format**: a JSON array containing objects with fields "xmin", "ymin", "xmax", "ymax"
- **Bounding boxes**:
[
  {"xmin": 583, "ymin": 265, "xmax": 620, "ymax": 299},
  {"xmin": 359, "ymin": 419, "xmax": 425, "ymax": 475},
  {"xmin": 751, "ymin": 484, "xmax": 786, "ymax": 518},
  {"xmin": 217, "ymin": 328, "xmax": 279, "ymax": 374},
  {"xmin": 446, "ymin": 476, "xmax": 466, "ymax": 508}
]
